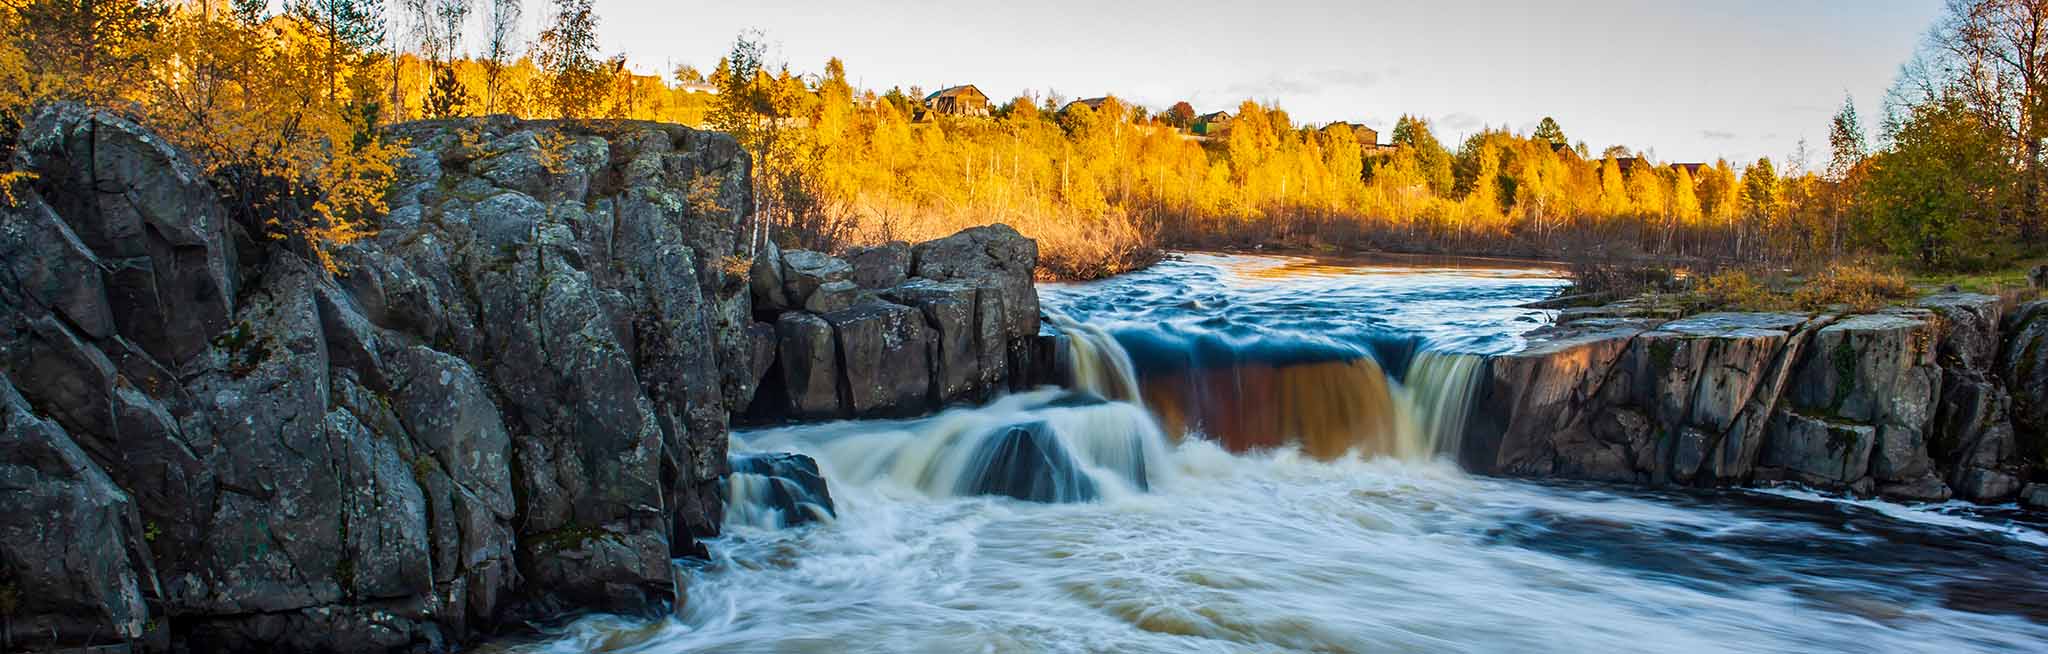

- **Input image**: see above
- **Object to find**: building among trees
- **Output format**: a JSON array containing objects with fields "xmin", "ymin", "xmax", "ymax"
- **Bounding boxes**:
[
  {"xmin": 922, "ymin": 84, "xmax": 991, "ymax": 118},
  {"xmin": 1194, "ymin": 110, "xmax": 1232, "ymax": 135}
]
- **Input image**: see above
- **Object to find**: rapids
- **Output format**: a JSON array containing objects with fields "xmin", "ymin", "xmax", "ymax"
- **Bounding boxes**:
[{"xmin": 517, "ymin": 253, "xmax": 2048, "ymax": 653}]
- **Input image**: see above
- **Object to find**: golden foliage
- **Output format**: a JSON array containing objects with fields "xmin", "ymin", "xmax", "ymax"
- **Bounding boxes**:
[{"xmin": 1791, "ymin": 263, "xmax": 1916, "ymax": 313}]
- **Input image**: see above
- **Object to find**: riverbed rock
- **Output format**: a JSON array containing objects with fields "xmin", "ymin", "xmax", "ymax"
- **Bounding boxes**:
[
  {"xmin": 1768, "ymin": 311, "xmax": 1945, "ymax": 500},
  {"xmin": 884, "ymin": 279, "xmax": 981, "ymax": 404},
  {"xmin": 1921, "ymin": 294, "xmax": 2025, "ymax": 501},
  {"xmin": 911, "ymin": 224, "xmax": 1039, "ymax": 387},
  {"xmin": 966, "ymin": 421, "xmax": 1099, "ymax": 503},
  {"xmin": 827, "ymin": 301, "xmax": 935, "ymax": 416},
  {"xmin": 727, "ymin": 452, "xmax": 837, "ymax": 527}
]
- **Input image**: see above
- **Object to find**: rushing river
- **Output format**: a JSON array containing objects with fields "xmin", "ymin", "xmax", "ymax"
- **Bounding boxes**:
[{"xmin": 523, "ymin": 253, "xmax": 2048, "ymax": 653}]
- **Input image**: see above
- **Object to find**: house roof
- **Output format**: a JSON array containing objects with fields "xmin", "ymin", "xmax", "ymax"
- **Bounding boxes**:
[
  {"xmin": 925, "ymin": 85, "xmax": 986, "ymax": 102},
  {"xmin": 1196, "ymin": 111, "xmax": 1232, "ymax": 122},
  {"xmin": 1062, "ymin": 97, "xmax": 1111, "ymax": 112}
]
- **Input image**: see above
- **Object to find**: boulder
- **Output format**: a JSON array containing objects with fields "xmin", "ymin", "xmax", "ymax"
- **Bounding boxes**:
[
  {"xmin": 962, "ymin": 421, "xmax": 1098, "ymax": 503},
  {"xmin": 804, "ymin": 279, "xmax": 859, "ymax": 314},
  {"xmin": 911, "ymin": 224, "xmax": 1038, "ymax": 386},
  {"xmin": 750, "ymin": 239, "xmax": 792, "ymax": 312},
  {"xmin": 726, "ymin": 452, "xmax": 837, "ymax": 528},
  {"xmin": 884, "ymin": 279, "xmax": 981, "ymax": 403},
  {"xmin": 780, "ymin": 249, "xmax": 853, "ymax": 310},
  {"xmin": 1759, "ymin": 409, "xmax": 1875, "ymax": 487},
  {"xmin": 776, "ymin": 312, "xmax": 843, "ymax": 418},
  {"xmin": 845, "ymin": 241, "xmax": 911, "ymax": 289},
  {"xmin": 825, "ymin": 301, "xmax": 934, "ymax": 416},
  {"xmin": 2023, "ymin": 483, "xmax": 2048, "ymax": 510}
]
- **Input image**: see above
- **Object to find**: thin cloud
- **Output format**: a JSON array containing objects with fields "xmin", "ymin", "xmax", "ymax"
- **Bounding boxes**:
[
  {"xmin": 1222, "ymin": 68, "xmax": 1388, "ymax": 100},
  {"xmin": 1701, "ymin": 130, "xmax": 1739, "ymax": 140}
]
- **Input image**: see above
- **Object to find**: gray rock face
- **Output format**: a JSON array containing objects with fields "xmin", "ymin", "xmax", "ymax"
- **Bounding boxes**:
[
  {"xmin": 912, "ymin": 224, "xmax": 1040, "ymax": 386},
  {"xmin": 1465, "ymin": 312, "xmax": 1821, "ymax": 486},
  {"xmin": 0, "ymin": 108, "xmax": 758, "ymax": 651},
  {"xmin": 781, "ymin": 249, "xmax": 854, "ymax": 310},
  {"xmin": 1921, "ymin": 294, "xmax": 2025, "ymax": 501},
  {"xmin": 845, "ymin": 241, "xmax": 911, "ymax": 289},
  {"xmin": 2004, "ymin": 301, "xmax": 2048, "ymax": 451},
  {"xmin": 1773, "ymin": 312, "xmax": 1944, "ymax": 500},
  {"xmin": 0, "ymin": 373, "xmax": 155, "ymax": 651},
  {"xmin": 827, "ymin": 301, "xmax": 935, "ymax": 416},
  {"xmin": 884, "ymin": 280, "xmax": 981, "ymax": 404},
  {"xmin": 776, "ymin": 311, "xmax": 843, "ymax": 419},
  {"xmin": 1469, "ymin": 293, "xmax": 2048, "ymax": 506}
]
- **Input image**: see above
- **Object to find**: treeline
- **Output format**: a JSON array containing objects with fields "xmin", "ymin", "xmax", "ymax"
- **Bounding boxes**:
[{"xmin": 4, "ymin": 0, "xmax": 2039, "ymax": 278}]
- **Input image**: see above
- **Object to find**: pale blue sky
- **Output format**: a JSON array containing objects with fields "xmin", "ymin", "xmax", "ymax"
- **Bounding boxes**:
[{"xmin": 576, "ymin": 0, "xmax": 1940, "ymax": 165}]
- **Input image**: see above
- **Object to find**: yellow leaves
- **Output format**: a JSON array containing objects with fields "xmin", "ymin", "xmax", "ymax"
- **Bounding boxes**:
[
  {"xmin": 304, "ymin": 136, "xmax": 405, "ymax": 273},
  {"xmin": 0, "ymin": 171, "xmax": 36, "ymax": 206}
]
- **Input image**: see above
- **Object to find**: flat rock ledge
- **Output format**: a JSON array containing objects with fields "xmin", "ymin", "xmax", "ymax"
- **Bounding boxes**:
[{"xmin": 1463, "ymin": 293, "xmax": 2048, "ymax": 505}]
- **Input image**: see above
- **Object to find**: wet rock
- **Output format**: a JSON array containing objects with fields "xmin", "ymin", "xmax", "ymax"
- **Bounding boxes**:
[
  {"xmin": 826, "ymin": 301, "xmax": 934, "ymax": 416},
  {"xmin": 727, "ymin": 452, "xmax": 837, "ymax": 527},
  {"xmin": 0, "ymin": 373, "xmax": 154, "ymax": 651},
  {"xmin": 1776, "ymin": 311, "xmax": 1942, "ymax": 493},
  {"xmin": 965, "ymin": 421, "xmax": 1098, "ymax": 502},
  {"xmin": 2022, "ymin": 483, "xmax": 2048, "ymax": 510},
  {"xmin": 845, "ymin": 241, "xmax": 911, "ymax": 289},
  {"xmin": 776, "ymin": 311, "xmax": 843, "ymax": 418},
  {"xmin": 1922, "ymin": 294, "xmax": 2024, "ymax": 501},
  {"xmin": 1463, "ymin": 324, "xmax": 1645, "ymax": 480}
]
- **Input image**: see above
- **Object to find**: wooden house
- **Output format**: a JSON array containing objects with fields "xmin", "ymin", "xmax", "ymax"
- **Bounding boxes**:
[{"xmin": 923, "ymin": 85, "xmax": 992, "ymax": 118}]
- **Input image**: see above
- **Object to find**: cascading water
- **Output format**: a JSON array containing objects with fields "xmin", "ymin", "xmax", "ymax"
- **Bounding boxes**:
[{"xmin": 524, "ymin": 253, "xmax": 2048, "ymax": 654}]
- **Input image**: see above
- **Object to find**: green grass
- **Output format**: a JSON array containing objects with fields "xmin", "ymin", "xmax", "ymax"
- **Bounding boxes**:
[{"xmin": 1907, "ymin": 257, "xmax": 2046, "ymax": 294}]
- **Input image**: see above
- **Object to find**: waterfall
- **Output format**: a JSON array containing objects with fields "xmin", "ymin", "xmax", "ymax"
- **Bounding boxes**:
[
  {"xmin": 739, "ymin": 390, "xmax": 1173, "ymax": 504},
  {"xmin": 1402, "ymin": 351, "xmax": 1486, "ymax": 459},
  {"xmin": 1044, "ymin": 314, "xmax": 1487, "ymax": 464},
  {"xmin": 724, "ymin": 453, "xmax": 838, "ymax": 529},
  {"xmin": 1049, "ymin": 314, "xmax": 1142, "ymax": 403}
]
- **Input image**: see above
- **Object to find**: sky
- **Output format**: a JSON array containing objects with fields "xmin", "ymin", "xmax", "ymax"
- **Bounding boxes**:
[{"xmin": 580, "ymin": 0, "xmax": 1943, "ymax": 166}]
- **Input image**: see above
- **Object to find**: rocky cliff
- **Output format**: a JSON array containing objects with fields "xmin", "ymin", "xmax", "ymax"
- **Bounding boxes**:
[
  {"xmin": 1463, "ymin": 293, "xmax": 2048, "ymax": 505},
  {"xmin": 0, "ymin": 106, "xmax": 1045, "ymax": 652}
]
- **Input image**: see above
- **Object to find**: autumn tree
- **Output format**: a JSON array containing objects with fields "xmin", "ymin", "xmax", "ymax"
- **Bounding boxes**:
[
  {"xmin": 1163, "ymin": 101, "xmax": 1195, "ymax": 129},
  {"xmin": 8, "ymin": 0, "xmax": 167, "ymax": 107},
  {"xmin": 533, "ymin": 0, "xmax": 611, "ymax": 118},
  {"xmin": 1861, "ymin": 93, "xmax": 2018, "ymax": 268},
  {"xmin": 1389, "ymin": 115, "xmax": 1453, "ymax": 195}
]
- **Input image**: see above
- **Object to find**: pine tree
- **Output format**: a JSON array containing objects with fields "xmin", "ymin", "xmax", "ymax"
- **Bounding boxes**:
[
  {"xmin": 1826, "ymin": 95, "xmax": 1865, "ymax": 183},
  {"xmin": 291, "ymin": 0, "xmax": 386, "ymax": 102},
  {"xmin": 1532, "ymin": 116, "xmax": 1565, "ymax": 145}
]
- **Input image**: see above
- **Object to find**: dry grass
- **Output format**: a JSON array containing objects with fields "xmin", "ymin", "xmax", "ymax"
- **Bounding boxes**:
[
  {"xmin": 1791, "ymin": 263, "xmax": 1918, "ymax": 313},
  {"xmin": 836, "ymin": 202, "xmax": 1162, "ymax": 281}
]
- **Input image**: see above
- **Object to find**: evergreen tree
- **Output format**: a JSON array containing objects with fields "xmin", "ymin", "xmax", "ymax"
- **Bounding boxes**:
[
  {"xmin": 1532, "ymin": 116, "xmax": 1565, "ymax": 145},
  {"xmin": 291, "ymin": 0, "xmax": 386, "ymax": 101},
  {"xmin": 1826, "ymin": 95, "xmax": 1865, "ymax": 183}
]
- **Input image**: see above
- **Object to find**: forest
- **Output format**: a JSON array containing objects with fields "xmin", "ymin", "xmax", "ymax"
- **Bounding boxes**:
[{"xmin": 1, "ymin": 0, "xmax": 2042, "ymax": 279}]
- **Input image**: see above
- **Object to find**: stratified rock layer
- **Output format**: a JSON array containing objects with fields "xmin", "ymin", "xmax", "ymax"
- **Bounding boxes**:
[{"xmin": 1467, "ymin": 294, "xmax": 2044, "ymax": 503}]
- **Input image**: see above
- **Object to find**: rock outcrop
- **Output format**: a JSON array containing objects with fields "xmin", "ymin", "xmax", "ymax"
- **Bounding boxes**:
[
  {"xmin": 0, "ymin": 106, "xmax": 1065, "ymax": 651},
  {"xmin": 1466, "ymin": 294, "xmax": 2045, "ymax": 504},
  {"xmin": 745, "ymin": 224, "xmax": 1049, "ymax": 421}
]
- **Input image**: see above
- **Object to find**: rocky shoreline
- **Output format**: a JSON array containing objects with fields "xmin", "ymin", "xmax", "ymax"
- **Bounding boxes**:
[
  {"xmin": 0, "ymin": 107, "xmax": 1050, "ymax": 652},
  {"xmin": 1461, "ymin": 293, "xmax": 2048, "ymax": 506}
]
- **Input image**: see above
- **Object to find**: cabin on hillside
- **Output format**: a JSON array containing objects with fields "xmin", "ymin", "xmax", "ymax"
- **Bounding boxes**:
[
  {"xmin": 1668, "ymin": 162, "xmax": 1707, "ymax": 178},
  {"xmin": 1321, "ymin": 122, "xmax": 1380, "ymax": 149},
  {"xmin": 1194, "ymin": 111, "xmax": 1232, "ymax": 135},
  {"xmin": 923, "ymin": 85, "xmax": 992, "ymax": 118},
  {"xmin": 675, "ymin": 81, "xmax": 718, "ymax": 95},
  {"xmin": 1060, "ymin": 97, "xmax": 1113, "ymax": 114}
]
